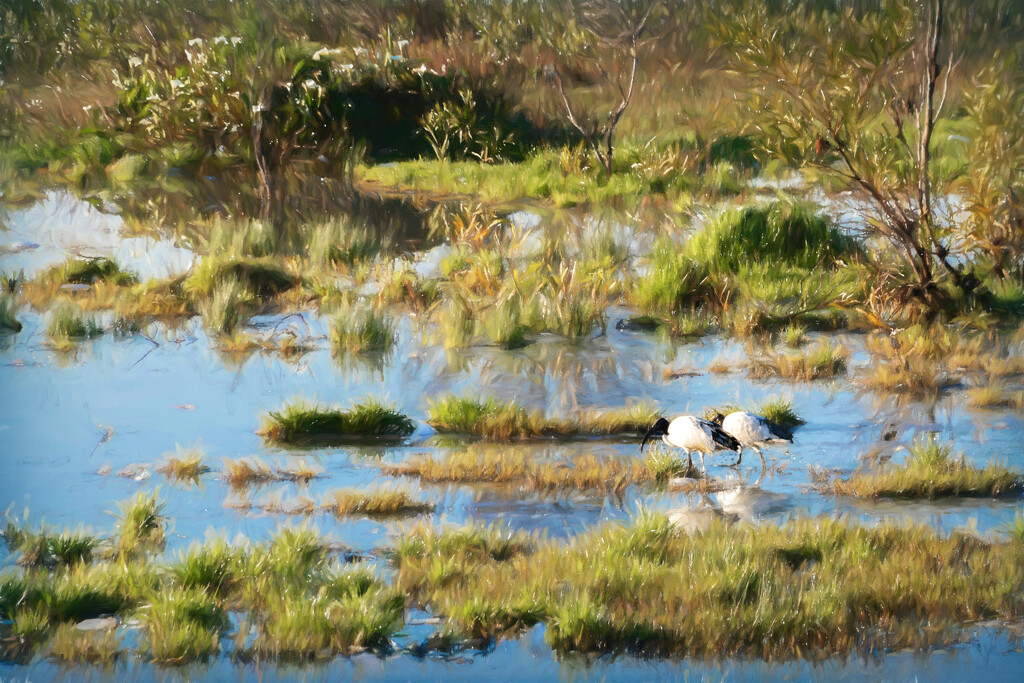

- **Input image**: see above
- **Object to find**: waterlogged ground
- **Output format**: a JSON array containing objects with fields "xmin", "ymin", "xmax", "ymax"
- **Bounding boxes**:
[{"xmin": 2, "ymin": 194, "xmax": 1024, "ymax": 681}]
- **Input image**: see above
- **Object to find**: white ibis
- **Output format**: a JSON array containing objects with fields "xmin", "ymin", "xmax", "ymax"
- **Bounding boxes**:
[
  {"xmin": 640, "ymin": 416, "xmax": 740, "ymax": 471},
  {"xmin": 709, "ymin": 411, "xmax": 793, "ymax": 468}
]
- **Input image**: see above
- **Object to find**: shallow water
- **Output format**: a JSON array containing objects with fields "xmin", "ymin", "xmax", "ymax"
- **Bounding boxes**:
[{"xmin": 2, "ymin": 193, "xmax": 1024, "ymax": 679}]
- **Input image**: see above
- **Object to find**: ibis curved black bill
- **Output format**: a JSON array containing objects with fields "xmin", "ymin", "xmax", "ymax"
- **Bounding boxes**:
[{"xmin": 640, "ymin": 418, "xmax": 670, "ymax": 452}]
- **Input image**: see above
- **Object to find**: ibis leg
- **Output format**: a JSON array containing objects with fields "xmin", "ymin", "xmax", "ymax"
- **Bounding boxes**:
[
  {"xmin": 730, "ymin": 447, "xmax": 743, "ymax": 467},
  {"xmin": 754, "ymin": 446, "xmax": 766, "ymax": 470}
]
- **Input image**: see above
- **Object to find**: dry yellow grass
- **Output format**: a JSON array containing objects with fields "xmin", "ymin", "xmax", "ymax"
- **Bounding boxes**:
[
  {"xmin": 323, "ymin": 488, "xmax": 435, "ymax": 518},
  {"xmin": 383, "ymin": 447, "xmax": 694, "ymax": 495}
]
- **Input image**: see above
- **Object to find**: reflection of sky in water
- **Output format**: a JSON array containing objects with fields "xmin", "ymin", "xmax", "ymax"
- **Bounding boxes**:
[
  {"xmin": 0, "ymin": 191, "xmax": 194, "ymax": 278},
  {"xmin": 2, "ymin": 194, "xmax": 1024, "ymax": 679}
]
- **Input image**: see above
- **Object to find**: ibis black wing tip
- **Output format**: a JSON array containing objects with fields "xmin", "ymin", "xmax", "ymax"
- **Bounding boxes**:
[
  {"xmin": 766, "ymin": 421, "xmax": 795, "ymax": 442},
  {"xmin": 710, "ymin": 424, "xmax": 740, "ymax": 451}
]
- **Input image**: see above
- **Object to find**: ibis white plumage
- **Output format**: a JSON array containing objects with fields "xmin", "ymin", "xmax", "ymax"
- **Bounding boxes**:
[
  {"xmin": 640, "ymin": 416, "xmax": 740, "ymax": 470},
  {"xmin": 710, "ymin": 411, "xmax": 793, "ymax": 468}
]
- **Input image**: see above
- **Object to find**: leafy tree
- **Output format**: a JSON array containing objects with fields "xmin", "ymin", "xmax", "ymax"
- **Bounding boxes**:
[{"xmin": 722, "ymin": 0, "xmax": 978, "ymax": 308}]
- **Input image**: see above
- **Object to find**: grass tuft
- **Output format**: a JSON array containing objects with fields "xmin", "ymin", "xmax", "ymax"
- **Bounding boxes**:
[
  {"xmin": 137, "ymin": 587, "xmax": 227, "ymax": 663},
  {"xmin": 156, "ymin": 445, "xmax": 210, "ymax": 483},
  {"xmin": 829, "ymin": 435, "xmax": 1022, "ymax": 498},
  {"xmin": 426, "ymin": 394, "xmax": 660, "ymax": 439},
  {"xmin": 385, "ymin": 447, "xmax": 695, "ymax": 494},
  {"xmin": 114, "ymin": 491, "xmax": 166, "ymax": 558},
  {"xmin": 324, "ymin": 488, "xmax": 435, "ymax": 518},
  {"xmin": 259, "ymin": 398, "xmax": 416, "ymax": 444},
  {"xmin": 329, "ymin": 307, "xmax": 396, "ymax": 354}
]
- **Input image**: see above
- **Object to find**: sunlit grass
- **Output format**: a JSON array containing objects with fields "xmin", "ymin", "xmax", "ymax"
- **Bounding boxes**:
[
  {"xmin": 329, "ymin": 307, "xmax": 396, "ymax": 354},
  {"xmin": 323, "ymin": 488, "xmax": 435, "ymax": 518},
  {"xmin": 259, "ymin": 397, "xmax": 416, "ymax": 444},
  {"xmin": 156, "ymin": 445, "xmax": 210, "ymax": 483},
  {"xmin": 966, "ymin": 384, "xmax": 1020, "ymax": 409},
  {"xmin": 114, "ymin": 491, "xmax": 166, "ymax": 558},
  {"xmin": 702, "ymin": 396, "xmax": 805, "ymax": 430},
  {"xmin": 2, "ymin": 519, "xmax": 99, "ymax": 568},
  {"xmin": 384, "ymin": 447, "xmax": 694, "ymax": 494},
  {"xmin": 782, "ymin": 323, "xmax": 807, "ymax": 348},
  {"xmin": 392, "ymin": 513, "xmax": 1024, "ymax": 656},
  {"xmin": 137, "ymin": 587, "xmax": 227, "ymax": 663},
  {"xmin": 426, "ymin": 394, "xmax": 660, "ymax": 439},
  {"xmin": 222, "ymin": 457, "xmax": 277, "ymax": 488},
  {"xmin": 829, "ymin": 436, "xmax": 1022, "ymax": 498}
]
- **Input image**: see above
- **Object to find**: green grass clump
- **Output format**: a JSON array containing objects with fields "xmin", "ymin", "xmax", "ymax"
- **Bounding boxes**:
[
  {"xmin": 50, "ymin": 257, "xmax": 136, "ymax": 286},
  {"xmin": 427, "ymin": 394, "xmax": 531, "ymax": 439},
  {"xmin": 329, "ymin": 307, "xmax": 396, "ymax": 354},
  {"xmin": 114, "ymin": 491, "xmax": 166, "ymax": 558},
  {"xmin": 171, "ymin": 540, "xmax": 238, "ymax": 597},
  {"xmin": 251, "ymin": 586, "xmax": 404, "ymax": 660},
  {"xmin": 0, "ymin": 294, "xmax": 22, "ymax": 332},
  {"xmin": 46, "ymin": 300, "xmax": 102, "ymax": 342},
  {"xmin": 830, "ymin": 436, "xmax": 1022, "ymax": 498},
  {"xmin": 684, "ymin": 201, "xmax": 858, "ymax": 272},
  {"xmin": 629, "ymin": 239, "xmax": 712, "ymax": 317},
  {"xmin": 782, "ymin": 323, "xmax": 808, "ymax": 348},
  {"xmin": 324, "ymin": 488, "xmax": 435, "ymax": 518},
  {"xmin": 752, "ymin": 397, "xmax": 806, "ymax": 429},
  {"xmin": 259, "ymin": 397, "xmax": 416, "ymax": 444},
  {"xmin": 137, "ymin": 588, "xmax": 227, "ymax": 663},
  {"xmin": 391, "ymin": 513, "xmax": 1024, "ymax": 656},
  {"xmin": 3, "ymin": 520, "xmax": 99, "ymax": 568},
  {"xmin": 426, "ymin": 393, "xmax": 660, "ymax": 439}
]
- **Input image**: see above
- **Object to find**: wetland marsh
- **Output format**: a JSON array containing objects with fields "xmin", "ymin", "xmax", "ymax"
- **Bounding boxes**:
[{"xmin": 2, "ymin": 0, "xmax": 1024, "ymax": 680}]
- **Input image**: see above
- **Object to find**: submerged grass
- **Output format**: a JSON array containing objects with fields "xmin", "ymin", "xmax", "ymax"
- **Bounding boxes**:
[
  {"xmin": 426, "ymin": 394, "xmax": 661, "ymax": 440},
  {"xmin": 323, "ymin": 488, "xmax": 435, "ymax": 519},
  {"xmin": 748, "ymin": 341, "xmax": 849, "ymax": 381},
  {"xmin": 46, "ymin": 300, "xmax": 102, "ymax": 344},
  {"xmin": 329, "ymin": 307, "xmax": 396, "ymax": 354},
  {"xmin": 0, "ymin": 294, "xmax": 22, "ymax": 332},
  {"xmin": 829, "ymin": 436, "xmax": 1022, "ymax": 499},
  {"xmin": 156, "ymin": 446, "xmax": 210, "ymax": 483},
  {"xmin": 259, "ymin": 398, "xmax": 416, "ymax": 444},
  {"xmin": 393, "ymin": 513, "xmax": 1024, "ymax": 656}
]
